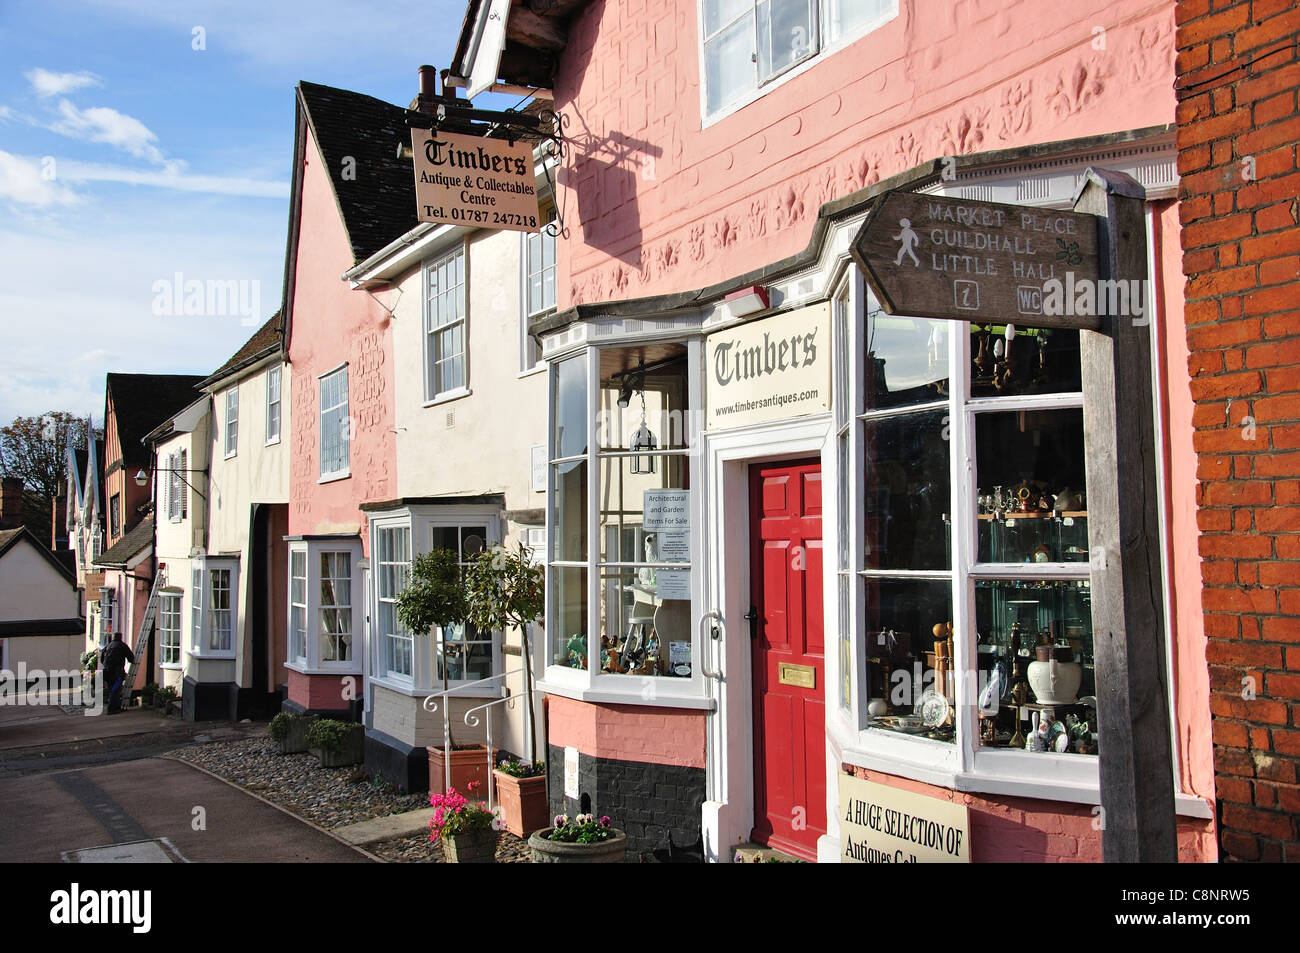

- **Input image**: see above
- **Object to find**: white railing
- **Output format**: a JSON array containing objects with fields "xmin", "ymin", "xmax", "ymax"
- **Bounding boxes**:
[
  {"xmin": 423, "ymin": 668, "xmax": 524, "ymax": 799},
  {"xmin": 462, "ymin": 690, "xmax": 546, "ymax": 809}
]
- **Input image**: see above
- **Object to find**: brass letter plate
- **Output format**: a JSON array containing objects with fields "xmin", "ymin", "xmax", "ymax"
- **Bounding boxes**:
[{"xmin": 779, "ymin": 663, "xmax": 816, "ymax": 689}]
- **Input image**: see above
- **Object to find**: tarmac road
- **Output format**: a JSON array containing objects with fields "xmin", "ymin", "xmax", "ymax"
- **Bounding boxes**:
[{"xmin": 0, "ymin": 757, "xmax": 373, "ymax": 863}]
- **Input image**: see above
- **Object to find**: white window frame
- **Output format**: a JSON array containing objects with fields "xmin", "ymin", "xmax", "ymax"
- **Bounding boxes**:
[
  {"xmin": 521, "ymin": 210, "xmax": 557, "ymax": 373},
  {"xmin": 266, "ymin": 365, "xmax": 282, "ymax": 445},
  {"xmin": 367, "ymin": 506, "xmax": 504, "ymax": 697},
  {"xmin": 542, "ymin": 342, "xmax": 709, "ymax": 708},
  {"xmin": 832, "ymin": 276, "xmax": 1107, "ymax": 798},
  {"xmin": 373, "ymin": 522, "xmax": 414, "ymax": 682},
  {"xmin": 319, "ymin": 365, "xmax": 350, "ymax": 481},
  {"xmin": 423, "ymin": 243, "xmax": 469, "ymax": 403},
  {"xmin": 290, "ymin": 548, "xmax": 308, "ymax": 664},
  {"xmin": 697, "ymin": 0, "xmax": 898, "ymax": 126},
  {"xmin": 99, "ymin": 587, "xmax": 116, "ymax": 638},
  {"xmin": 285, "ymin": 537, "xmax": 364, "ymax": 675},
  {"xmin": 224, "ymin": 387, "xmax": 239, "ymax": 459},
  {"xmin": 189, "ymin": 556, "xmax": 239, "ymax": 659},
  {"xmin": 158, "ymin": 591, "xmax": 182, "ymax": 667}
]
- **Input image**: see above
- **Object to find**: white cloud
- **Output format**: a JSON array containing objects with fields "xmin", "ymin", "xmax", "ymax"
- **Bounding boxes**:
[
  {"xmin": 0, "ymin": 151, "xmax": 81, "ymax": 207},
  {"xmin": 58, "ymin": 159, "xmax": 287, "ymax": 198},
  {"xmin": 0, "ymin": 105, "xmax": 11, "ymax": 120},
  {"xmin": 49, "ymin": 99, "xmax": 168, "ymax": 164},
  {"xmin": 24, "ymin": 68, "xmax": 103, "ymax": 98}
]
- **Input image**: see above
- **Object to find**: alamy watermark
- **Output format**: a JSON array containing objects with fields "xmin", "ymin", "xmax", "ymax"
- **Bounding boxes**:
[
  {"xmin": 1019, "ymin": 271, "xmax": 1150, "ymax": 325},
  {"xmin": 151, "ymin": 272, "xmax": 261, "ymax": 326},
  {"xmin": 0, "ymin": 664, "xmax": 102, "ymax": 715}
]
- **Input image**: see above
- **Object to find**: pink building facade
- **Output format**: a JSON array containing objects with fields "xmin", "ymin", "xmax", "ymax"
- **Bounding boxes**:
[
  {"xmin": 454, "ymin": 0, "xmax": 1215, "ymax": 861},
  {"xmin": 280, "ymin": 83, "xmax": 405, "ymax": 716}
]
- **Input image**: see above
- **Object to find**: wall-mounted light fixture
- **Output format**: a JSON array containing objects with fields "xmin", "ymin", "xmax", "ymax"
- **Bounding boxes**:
[{"xmin": 725, "ymin": 284, "xmax": 770, "ymax": 318}]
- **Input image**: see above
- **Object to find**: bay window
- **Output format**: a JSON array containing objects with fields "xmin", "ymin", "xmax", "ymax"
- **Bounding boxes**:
[
  {"xmin": 546, "ymin": 341, "xmax": 704, "ymax": 699},
  {"xmin": 366, "ymin": 506, "xmax": 503, "ymax": 694},
  {"xmin": 844, "ymin": 284, "xmax": 1105, "ymax": 785},
  {"xmin": 189, "ymin": 557, "xmax": 238, "ymax": 656},
  {"xmin": 285, "ymin": 537, "xmax": 363, "ymax": 673}
]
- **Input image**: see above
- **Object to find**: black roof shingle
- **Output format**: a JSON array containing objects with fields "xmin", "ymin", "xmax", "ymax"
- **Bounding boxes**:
[{"xmin": 105, "ymin": 374, "xmax": 206, "ymax": 465}]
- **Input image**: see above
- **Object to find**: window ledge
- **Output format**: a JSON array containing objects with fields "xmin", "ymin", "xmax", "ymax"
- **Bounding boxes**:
[
  {"xmin": 422, "ymin": 387, "xmax": 472, "ymax": 408},
  {"xmin": 517, "ymin": 363, "xmax": 547, "ymax": 380},
  {"xmin": 188, "ymin": 650, "xmax": 236, "ymax": 661},
  {"xmin": 319, "ymin": 471, "xmax": 351, "ymax": 485},
  {"xmin": 224, "ymin": 451, "xmax": 237, "ymax": 460},
  {"xmin": 284, "ymin": 660, "xmax": 363, "ymax": 676},
  {"xmin": 536, "ymin": 676, "xmax": 717, "ymax": 711},
  {"xmin": 159, "ymin": 662, "xmax": 182, "ymax": 671},
  {"xmin": 265, "ymin": 436, "xmax": 281, "ymax": 447}
]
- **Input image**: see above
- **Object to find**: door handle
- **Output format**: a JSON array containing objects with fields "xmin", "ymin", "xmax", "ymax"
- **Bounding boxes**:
[{"xmin": 744, "ymin": 605, "xmax": 759, "ymax": 640}]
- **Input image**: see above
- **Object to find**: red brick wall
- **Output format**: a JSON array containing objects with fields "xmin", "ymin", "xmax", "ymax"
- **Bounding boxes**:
[{"xmin": 1175, "ymin": 0, "xmax": 1300, "ymax": 862}]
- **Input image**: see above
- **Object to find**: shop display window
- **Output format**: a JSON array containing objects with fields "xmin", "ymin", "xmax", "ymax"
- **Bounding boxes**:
[
  {"xmin": 547, "ymin": 343, "xmax": 700, "ymax": 689},
  {"xmin": 852, "ymin": 294, "xmax": 1100, "ymax": 762}
]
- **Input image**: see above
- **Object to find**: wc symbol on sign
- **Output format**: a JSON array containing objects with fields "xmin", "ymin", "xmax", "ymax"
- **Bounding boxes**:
[{"xmin": 954, "ymin": 280, "xmax": 979, "ymax": 311}]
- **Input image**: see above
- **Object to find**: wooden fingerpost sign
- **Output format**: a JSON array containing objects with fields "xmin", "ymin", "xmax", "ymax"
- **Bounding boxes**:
[{"xmin": 1073, "ymin": 168, "xmax": 1177, "ymax": 863}]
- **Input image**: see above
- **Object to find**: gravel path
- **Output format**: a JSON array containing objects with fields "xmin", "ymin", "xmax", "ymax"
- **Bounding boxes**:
[{"xmin": 165, "ymin": 732, "xmax": 530, "ymax": 861}]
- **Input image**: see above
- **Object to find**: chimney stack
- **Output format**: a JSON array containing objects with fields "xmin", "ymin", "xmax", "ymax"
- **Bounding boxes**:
[
  {"xmin": 0, "ymin": 477, "xmax": 23, "ymax": 530},
  {"xmin": 412, "ymin": 65, "xmax": 445, "ymax": 115}
]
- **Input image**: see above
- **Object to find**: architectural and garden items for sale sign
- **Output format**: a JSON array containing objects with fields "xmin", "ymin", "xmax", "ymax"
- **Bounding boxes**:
[{"xmin": 411, "ymin": 129, "xmax": 541, "ymax": 232}]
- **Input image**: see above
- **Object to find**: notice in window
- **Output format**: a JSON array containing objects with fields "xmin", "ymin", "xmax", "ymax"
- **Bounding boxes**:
[{"xmin": 411, "ymin": 129, "xmax": 541, "ymax": 232}]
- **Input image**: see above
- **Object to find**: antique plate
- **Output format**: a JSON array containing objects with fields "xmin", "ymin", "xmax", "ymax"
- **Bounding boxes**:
[{"xmin": 918, "ymin": 689, "xmax": 950, "ymax": 728}]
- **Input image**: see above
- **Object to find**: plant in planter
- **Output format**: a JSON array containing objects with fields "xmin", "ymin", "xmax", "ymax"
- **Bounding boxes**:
[
  {"xmin": 154, "ymin": 685, "xmax": 178, "ymax": 715},
  {"xmin": 396, "ymin": 548, "xmax": 493, "ymax": 792},
  {"xmin": 528, "ymin": 813, "xmax": 628, "ymax": 863},
  {"xmin": 429, "ymin": 784, "xmax": 498, "ymax": 863},
  {"xmin": 464, "ymin": 542, "xmax": 544, "ymax": 755},
  {"xmin": 140, "ymin": 682, "xmax": 158, "ymax": 707},
  {"xmin": 492, "ymin": 757, "xmax": 548, "ymax": 837},
  {"xmin": 269, "ymin": 711, "xmax": 315, "ymax": 754},
  {"xmin": 305, "ymin": 718, "xmax": 364, "ymax": 768}
]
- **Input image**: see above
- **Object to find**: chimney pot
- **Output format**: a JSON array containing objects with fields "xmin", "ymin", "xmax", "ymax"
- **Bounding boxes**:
[{"xmin": 418, "ymin": 65, "xmax": 438, "ymax": 98}]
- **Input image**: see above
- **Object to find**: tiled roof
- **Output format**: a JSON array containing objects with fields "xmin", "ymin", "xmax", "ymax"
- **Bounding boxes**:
[
  {"xmin": 203, "ymin": 312, "xmax": 283, "ymax": 387},
  {"xmin": 297, "ymin": 81, "xmax": 419, "ymax": 264},
  {"xmin": 106, "ymin": 374, "xmax": 207, "ymax": 463},
  {"xmin": 0, "ymin": 618, "xmax": 84, "ymax": 637},
  {"xmin": 94, "ymin": 515, "xmax": 154, "ymax": 568}
]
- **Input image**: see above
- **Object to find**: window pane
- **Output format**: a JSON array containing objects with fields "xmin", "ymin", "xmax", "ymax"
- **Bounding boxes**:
[
  {"xmin": 598, "ymin": 569, "xmax": 692, "ymax": 678},
  {"xmin": 862, "ymin": 409, "xmax": 950, "ymax": 571},
  {"xmin": 704, "ymin": 0, "xmax": 752, "ymax": 36},
  {"xmin": 823, "ymin": 0, "xmax": 893, "ymax": 44},
  {"xmin": 861, "ymin": 576, "xmax": 954, "ymax": 743},
  {"xmin": 552, "ymin": 567, "xmax": 588, "ymax": 670},
  {"xmin": 757, "ymin": 0, "xmax": 816, "ymax": 82},
  {"xmin": 970, "ymin": 325, "xmax": 1081, "ymax": 398},
  {"xmin": 864, "ymin": 311, "xmax": 950, "ymax": 411},
  {"xmin": 975, "ymin": 409, "xmax": 1087, "ymax": 564},
  {"xmin": 599, "ymin": 348, "xmax": 690, "ymax": 451},
  {"xmin": 974, "ymin": 578, "xmax": 1095, "ymax": 755},
  {"xmin": 553, "ymin": 356, "xmax": 587, "ymax": 459},
  {"xmin": 552, "ymin": 460, "xmax": 587, "ymax": 561},
  {"xmin": 705, "ymin": 12, "xmax": 756, "ymax": 114}
]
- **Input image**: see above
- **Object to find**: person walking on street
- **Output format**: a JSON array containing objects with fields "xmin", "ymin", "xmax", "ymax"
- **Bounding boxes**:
[{"xmin": 101, "ymin": 632, "xmax": 135, "ymax": 714}]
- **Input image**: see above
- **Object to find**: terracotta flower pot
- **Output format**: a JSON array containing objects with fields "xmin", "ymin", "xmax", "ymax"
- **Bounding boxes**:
[
  {"xmin": 427, "ymin": 744, "xmax": 496, "ymax": 795},
  {"xmin": 443, "ymin": 828, "xmax": 498, "ymax": 863},
  {"xmin": 493, "ymin": 769, "xmax": 549, "ymax": 837},
  {"xmin": 527, "ymin": 828, "xmax": 628, "ymax": 863}
]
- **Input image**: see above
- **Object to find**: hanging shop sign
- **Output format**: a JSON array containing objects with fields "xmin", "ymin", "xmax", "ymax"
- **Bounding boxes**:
[
  {"xmin": 839, "ymin": 774, "xmax": 971, "ymax": 863},
  {"xmin": 706, "ymin": 302, "xmax": 831, "ymax": 430},
  {"xmin": 851, "ymin": 191, "xmax": 1101, "ymax": 329},
  {"xmin": 411, "ymin": 129, "xmax": 541, "ymax": 232}
]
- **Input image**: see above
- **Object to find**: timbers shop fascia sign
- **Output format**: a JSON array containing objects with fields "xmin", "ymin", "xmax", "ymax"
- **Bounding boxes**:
[
  {"xmin": 706, "ymin": 303, "xmax": 830, "ymax": 430},
  {"xmin": 839, "ymin": 774, "xmax": 971, "ymax": 863},
  {"xmin": 411, "ymin": 129, "xmax": 541, "ymax": 232}
]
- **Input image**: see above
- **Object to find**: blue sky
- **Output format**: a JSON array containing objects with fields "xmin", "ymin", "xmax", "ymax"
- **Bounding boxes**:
[{"xmin": 0, "ymin": 0, "xmax": 478, "ymax": 423}]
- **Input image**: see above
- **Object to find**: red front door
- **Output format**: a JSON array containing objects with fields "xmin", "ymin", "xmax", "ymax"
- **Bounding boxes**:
[{"xmin": 750, "ymin": 460, "xmax": 826, "ymax": 860}]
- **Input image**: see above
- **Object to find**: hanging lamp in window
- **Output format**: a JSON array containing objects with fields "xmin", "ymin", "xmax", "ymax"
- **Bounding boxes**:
[{"xmin": 629, "ymin": 375, "xmax": 657, "ymax": 474}]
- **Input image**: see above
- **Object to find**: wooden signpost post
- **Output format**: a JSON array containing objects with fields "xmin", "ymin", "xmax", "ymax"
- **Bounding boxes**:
[{"xmin": 851, "ymin": 171, "xmax": 1177, "ymax": 863}]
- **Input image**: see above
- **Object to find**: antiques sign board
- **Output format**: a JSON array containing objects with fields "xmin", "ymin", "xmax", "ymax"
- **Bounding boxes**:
[
  {"xmin": 706, "ymin": 303, "xmax": 831, "ymax": 430},
  {"xmin": 851, "ymin": 191, "xmax": 1101, "ymax": 329},
  {"xmin": 411, "ymin": 129, "xmax": 541, "ymax": 232},
  {"xmin": 839, "ymin": 774, "xmax": 971, "ymax": 863}
]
